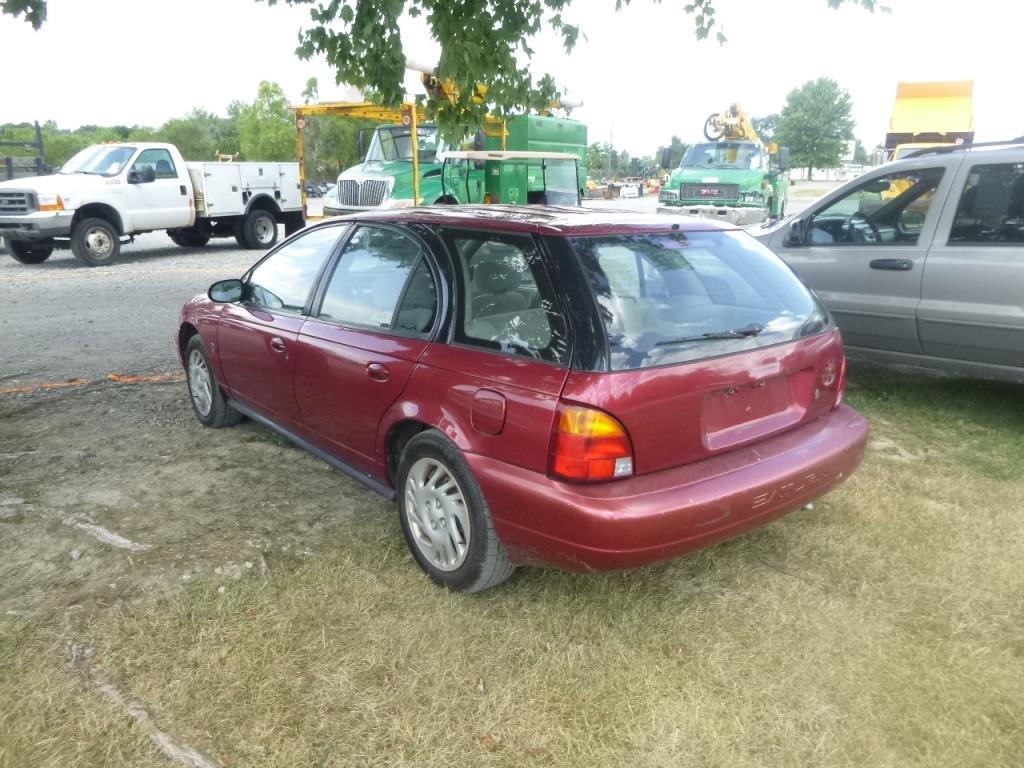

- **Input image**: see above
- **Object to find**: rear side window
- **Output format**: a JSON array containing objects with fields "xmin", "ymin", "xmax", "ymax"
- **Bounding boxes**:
[
  {"xmin": 571, "ymin": 231, "xmax": 828, "ymax": 370},
  {"xmin": 443, "ymin": 231, "xmax": 568, "ymax": 364},
  {"xmin": 949, "ymin": 163, "xmax": 1024, "ymax": 243}
]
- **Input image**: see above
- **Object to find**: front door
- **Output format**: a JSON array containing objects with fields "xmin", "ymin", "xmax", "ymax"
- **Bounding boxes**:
[
  {"xmin": 293, "ymin": 225, "xmax": 440, "ymax": 472},
  {"xmin": 216, "ymin": 224, "xmax": 348, "ymax": 426},
  {"xmin": 769, "ymin": 164, "xmax": 952, "ymax": 353},
  {"xmin": 125, "ymin": 148, "xmax": 192, "ymax": 230},
  {"xmin": 919, "ymin": 154, "xmax": 1024, "ymax": 368}
]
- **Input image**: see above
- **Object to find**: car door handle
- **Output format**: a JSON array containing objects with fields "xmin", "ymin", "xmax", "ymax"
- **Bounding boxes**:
[
  {"xmin": 366, "ymin": 363, "xmax": 391, "ymax": 382},
  {"xmin": 269, "ymin": 337, "xmax": 287, "ymax": 352},
  {"xmin": 869, "ymin": 258, "xmax": 914, "ymax": 271}
]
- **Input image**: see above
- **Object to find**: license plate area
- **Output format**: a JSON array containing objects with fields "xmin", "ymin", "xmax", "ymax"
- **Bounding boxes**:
[{"xmin": 702, "ymin": 374, "xmax": 804, "ymax": 451}]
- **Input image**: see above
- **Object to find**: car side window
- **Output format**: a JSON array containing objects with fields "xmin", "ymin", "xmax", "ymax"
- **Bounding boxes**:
[
  {"xmin": 132, "ymin": 148, "xmax": 177, "ymax": 179},
  {"xmin": 444, "ymin": 231, "xmax": 568, "ymax": 363},
  {"xmin": 317, "ymin": 226, "xmax": 437, "ymax": 335},
  {"xmin": 247, "ymin": 226, "xmax": 345, "ymax": 312},
  {"xmin": 949, "ymin": 163, "xmax": 1024, "ymax": 244},
  {"xmin": 808, "ymin": 168, "xmax": 945, "ymax": 246}
]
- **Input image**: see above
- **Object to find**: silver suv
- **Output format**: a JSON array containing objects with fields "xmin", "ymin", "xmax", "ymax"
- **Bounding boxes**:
[{"xmin": 756, "ymin": 141, "xmax": 1024, "ymax": 383}]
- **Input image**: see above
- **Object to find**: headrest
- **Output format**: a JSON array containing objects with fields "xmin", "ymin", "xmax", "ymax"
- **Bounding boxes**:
[{"xmin": 475, "ymin": 260, "xmax": 522, "ymax": 294}]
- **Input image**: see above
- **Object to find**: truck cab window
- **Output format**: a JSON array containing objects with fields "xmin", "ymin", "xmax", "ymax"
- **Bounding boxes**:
[{"xmin": 132, "ymin": 149, "xmax": 177, "ymax": 179}]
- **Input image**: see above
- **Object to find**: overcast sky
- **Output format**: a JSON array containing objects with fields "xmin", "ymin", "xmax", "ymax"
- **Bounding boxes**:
[{"xmin": 0, "ymin": 0, "xmax": 1017, "ymax": 155}]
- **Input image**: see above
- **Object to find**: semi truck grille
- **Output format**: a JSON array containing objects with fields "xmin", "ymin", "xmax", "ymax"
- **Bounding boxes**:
[
  {"xmin": 337, "ymin": 179, "xmax": 391, "ymax": 207},
  {"xmin": 680, "ymin": 183, "xmax": 739, "ymax": 202},
  {"xmin": 0, "ymin": 190, "xmax": 35, "ymax": 215}
]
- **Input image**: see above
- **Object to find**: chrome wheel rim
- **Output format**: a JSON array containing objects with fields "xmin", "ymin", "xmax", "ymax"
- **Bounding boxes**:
[
  {"xmin": 84, "ymin": 226, "xmax": 113, "ymax": 259},
  {"xmin": 404, "ymin": 458, "xmax": 470, "ymax": 572},
  {"xmin": 254, "ymin": 216, "xmax": 275, "ymax": 244},
  {"xmin": 187, "ymin": 349, "xmax": 213, "ymax": 417}
]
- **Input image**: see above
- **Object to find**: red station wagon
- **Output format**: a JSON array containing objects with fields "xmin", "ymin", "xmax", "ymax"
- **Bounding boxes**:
[{"xmin": 178, "ymin": 207, "xmax": 869, "ymax": 592}]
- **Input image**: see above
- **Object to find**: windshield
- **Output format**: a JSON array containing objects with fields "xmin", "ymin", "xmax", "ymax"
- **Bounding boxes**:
[
  {"xmin": 571, "ymin": 231, "xmax": 828, "ymax": 370},
  {"xmin": 682, "ymin": 142, "xmax": 763, "ymax": 170},
  {"xmin": 365, "ymin": 126, "xmax": 446, "ymax": 164},
  {"xmin": 59, "ymin": 145, "xmax": 136, "ymax": 176}
]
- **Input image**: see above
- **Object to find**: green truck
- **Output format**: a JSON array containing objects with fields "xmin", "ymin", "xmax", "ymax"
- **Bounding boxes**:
[
  {"xmin": 658, "ymin": 105, "xmax": 790, "ymax": 225},
  {"xmin": 325, "ymin": 114, "xmax": 587, "ymax": 214}
]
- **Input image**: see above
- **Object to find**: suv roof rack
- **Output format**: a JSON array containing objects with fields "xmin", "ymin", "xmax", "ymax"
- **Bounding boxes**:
[{"xmin": 903, "ymin": 137, "xmax": 1024, "ymax": 159}]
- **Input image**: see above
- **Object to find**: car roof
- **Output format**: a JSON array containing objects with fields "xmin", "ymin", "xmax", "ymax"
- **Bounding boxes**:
[{"xmin": 322, "ymin": 205, "xmax": 740, "ymax": 236}]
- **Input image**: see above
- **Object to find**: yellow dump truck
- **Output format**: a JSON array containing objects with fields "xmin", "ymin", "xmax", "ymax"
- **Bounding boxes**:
[{"xmin": 885, "ymin": 80, "xmax": 975, "ymax": 160}]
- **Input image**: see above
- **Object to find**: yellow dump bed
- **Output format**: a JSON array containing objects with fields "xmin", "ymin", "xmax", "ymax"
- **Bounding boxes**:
[{"xmin": 885, "ymin": 80, "xmax": 975, "ymax": 152}]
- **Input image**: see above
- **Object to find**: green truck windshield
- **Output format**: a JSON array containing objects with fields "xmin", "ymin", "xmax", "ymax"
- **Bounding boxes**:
[
  {"xmin": 366, "ymin": 126, "xmax": 446, "ymax": 164},
  {"xmin": 682, "ymin": 142, "xmax": 763, "ymax": 170}
]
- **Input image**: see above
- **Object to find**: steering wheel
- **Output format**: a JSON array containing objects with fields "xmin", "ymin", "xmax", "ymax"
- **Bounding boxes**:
[{"xmin": 844, "ymin": 212, "xmax": 881, "ymax": 243}]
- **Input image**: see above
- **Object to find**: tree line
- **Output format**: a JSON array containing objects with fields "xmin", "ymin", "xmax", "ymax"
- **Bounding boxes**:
[{"xmin": 0, "ymin": 79, "xmax": 375, "ymax": 182}]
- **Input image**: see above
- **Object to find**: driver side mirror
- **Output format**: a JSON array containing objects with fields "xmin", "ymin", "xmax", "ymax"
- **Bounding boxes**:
[
  {"xmin": 208, "ymin": 278, "xmax": 244, "ymax": 303},
  {"xmin": 472, "ymin": 129, "xmax": 486, "ymax": 152},
  {"xmin": 900, "ymin": 209, "xmax": 925, "ymax": 232},
  {"xmin": 785, "ymin": 218, "xmax": 807, "ymax": 247},
  {"xmin": 127, "ymin": 166, "xmax": 156, "ymax": 184},
  {"xmin": 660, "ymin": 148, "xmax": 672, "ymax": 169},
  {"xmin": 777, "ymin": 147, "xmax": 790, "ymax": 171}
]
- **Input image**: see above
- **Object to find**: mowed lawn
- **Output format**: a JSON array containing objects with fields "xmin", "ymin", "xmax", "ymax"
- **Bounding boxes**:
[{"xmin": 2, "ymin": 366, "xmax": 1022, "ymax": 768}]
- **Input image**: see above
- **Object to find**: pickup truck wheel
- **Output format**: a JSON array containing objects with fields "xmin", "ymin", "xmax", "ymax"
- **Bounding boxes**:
[
  {"xmin": 8, "ymin": 239, "xmax": 54, "ymax": 264},
  {"xmin": 242, "ymin": 210, "xmax": 278, "ymax": 249},
  {"xmin": 71, "ymin": 218, "xmax": 120, "ymax": 266}
]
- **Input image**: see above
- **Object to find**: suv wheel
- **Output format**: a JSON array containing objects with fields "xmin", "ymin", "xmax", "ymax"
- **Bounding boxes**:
[{"xmin": 397, "ymin": 431, "xmax": 515, "ymax": 593}]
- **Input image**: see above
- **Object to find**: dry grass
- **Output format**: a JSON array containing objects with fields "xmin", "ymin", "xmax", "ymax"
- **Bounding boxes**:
[{"xmin": 3, "ymin": 367, "xmax": 1023, "ymax": 767}]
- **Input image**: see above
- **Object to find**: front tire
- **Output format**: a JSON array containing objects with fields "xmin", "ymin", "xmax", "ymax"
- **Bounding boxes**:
[
  {"xmin": 185, "ymin": 335, "xmax": 243, "ymax": 428},
  {"xmin": 8, "ymin": 239, "xmax": 54, "ymax": 264},
  {"xmin": 71, "ymin": 217, "xmax": 120, "ymax": 266},
  {"xmin": 241, "ymin": 209, "xmax": 278, "ymax": 250},
  {"xmin": 397, "ymin": 431, "xmax": 514, "ymax": 593}
]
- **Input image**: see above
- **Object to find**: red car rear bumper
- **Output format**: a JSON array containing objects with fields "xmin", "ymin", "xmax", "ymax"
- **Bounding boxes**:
[{"xmin": 467, "ymin": 405, "xmax": 868, "ymax": 571}]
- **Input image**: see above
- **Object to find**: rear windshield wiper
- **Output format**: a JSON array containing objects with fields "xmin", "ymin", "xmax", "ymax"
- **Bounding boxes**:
[{"xmin": 655, "ymin": 323, "xmax": 764, "ymax": 346}]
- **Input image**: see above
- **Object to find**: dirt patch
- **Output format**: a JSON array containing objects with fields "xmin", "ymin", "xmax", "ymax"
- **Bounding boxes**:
[{"xmin": 0, "ymin": 380, "xmax": 391, "ymax": 622}]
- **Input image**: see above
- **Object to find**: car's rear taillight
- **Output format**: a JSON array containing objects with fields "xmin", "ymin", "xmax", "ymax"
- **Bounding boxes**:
[
  {"xmin": 550, "ymin": 405, "xmax": 634, "ymax": 482},
  {"xmin": 821, "ymin": 354, "xmax": 847, "ymax": 409},
  {"xmin": 834, "ymin": 354, "xmax": 848, "ymax": 408}
]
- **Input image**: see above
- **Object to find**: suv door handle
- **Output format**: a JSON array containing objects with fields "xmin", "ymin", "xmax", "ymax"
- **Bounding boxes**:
[
  {"xmin": 869, "ymin": 258, "xmax": 913, "ymax": 271},
  {"xmin": 366, "ymin": 363, "xmax": 391, "ymax": 382},
  {"xmin": 269, "ymin": 337, "xmax": 287, "ymax": 352}
]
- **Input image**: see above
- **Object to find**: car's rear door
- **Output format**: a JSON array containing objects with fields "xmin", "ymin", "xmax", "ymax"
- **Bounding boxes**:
[
  {"xmin": 292, "ymin": 224, "xmax": 440, "ymax": 473},
  {"xmin": 768, "ymin": 162, "xmax": 953, "ymax": 353},
  {"xmin": 216, "ymin": 224, "xmax": 347, "ymax": 426},
  {"xmin": 917, "ymin": 150, "xmax": 1024, "ymax": 369}
]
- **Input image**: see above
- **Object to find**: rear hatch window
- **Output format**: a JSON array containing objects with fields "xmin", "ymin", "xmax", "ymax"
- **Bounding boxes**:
[{"xmin": 571, "ymin": 231, "xmax": 828, "ymax": 371}]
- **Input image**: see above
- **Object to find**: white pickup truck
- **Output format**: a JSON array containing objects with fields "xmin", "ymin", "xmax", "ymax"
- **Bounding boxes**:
[{"xmin": 0, "ymin": 142, "xmax": 304, "ymax": 266}]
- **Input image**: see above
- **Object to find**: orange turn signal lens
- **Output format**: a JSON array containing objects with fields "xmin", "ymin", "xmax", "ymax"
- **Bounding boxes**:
[
  {"xmin": 550, "ymin": 405, "xmax": 634, "ymax": 482},
  {"xmin": 37, "ymin": 195, "xmax": 65, "ymax": 212}
]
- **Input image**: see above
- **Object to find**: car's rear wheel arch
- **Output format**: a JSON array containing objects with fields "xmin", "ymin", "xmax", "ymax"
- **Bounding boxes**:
[{"xmin": 386, "ymin": 420, "xmax": 431, "ymax": 485}]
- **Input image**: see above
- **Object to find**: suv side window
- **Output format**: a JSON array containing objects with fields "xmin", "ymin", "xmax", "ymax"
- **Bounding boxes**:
[
  {"xmin": 132, "ymin": 148, "xmax": 177, "ymax": 179},
  {"xmin": 318, "ymin": 226, "xmax": 437, "ymax": 335},
  {"xmin": 444, "ymin": 231, "xmax": 568, "ymax": 363},
  {"xmin": 949, "ymin": 163, "xmax": 1024, "ymax": 243},
  {"xmin": 808, "ymin": 168, "xmax": 945, "ymax": 246},
  {"xmin": 247, "ymin": 225, "xmax": 345, "ymax": 312}
]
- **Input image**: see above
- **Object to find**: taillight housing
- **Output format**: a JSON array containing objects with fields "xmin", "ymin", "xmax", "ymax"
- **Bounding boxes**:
[
  {"xmin": 820, "ymin": 354, "xmax": 847, "ymax": 409},
  {"xmin": 549, "ymin": 404, "xmax": 634, "ymax": 482}
]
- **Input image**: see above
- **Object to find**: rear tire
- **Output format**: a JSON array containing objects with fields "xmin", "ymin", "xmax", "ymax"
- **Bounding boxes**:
[
  {"xmin": 241, "ymin": 209, "xmax": 278, "ymax": 250},
  {"xmin": 71, "ymin": 217, "xmax": 120, "ymax": 266},
  {"xmin": 8, "ymin": 239, "xmax": 54, "ymax": 264},
  {"xmin": 185, "ymin": 335, "xmax": 243, "ymax": 428},
  {"xmin": 397, "ymin": 430, "xmax": 515, "ymax": 593}
]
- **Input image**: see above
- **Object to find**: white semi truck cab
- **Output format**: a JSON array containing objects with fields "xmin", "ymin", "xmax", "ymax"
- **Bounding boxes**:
[{"xmin": 0, "ymin": 142, "xmax": 304, "ymax": 266}]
